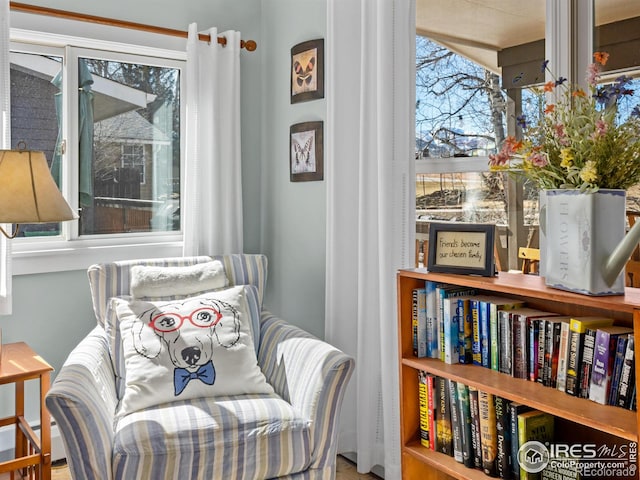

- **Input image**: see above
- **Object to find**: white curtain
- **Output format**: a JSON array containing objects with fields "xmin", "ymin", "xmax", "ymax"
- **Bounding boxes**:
[
  {"xmin": 326, "ymin": 0, "xmax": 415, "ymax": 476},
  {"xmin": 0, "ymin": 0, "xmax": 11, "ymax": 315},
  {"xmin": 183, "ymin": 24, "xmax": 243, "ymax": 256}
]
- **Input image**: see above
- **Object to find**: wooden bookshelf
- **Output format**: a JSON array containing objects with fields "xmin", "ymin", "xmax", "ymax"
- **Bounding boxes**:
[{"xmin": 397, "ymin": 269, "xmax": 640, "ymax": 480}]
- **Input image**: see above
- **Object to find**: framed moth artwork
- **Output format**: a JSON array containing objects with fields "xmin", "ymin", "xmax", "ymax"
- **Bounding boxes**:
[
  {"xmin": 290, "ymin": 39, "xmax": 324, "ymax": 103},
  {"xmin": 290, "ymin": 121, "xmax": 323, "ymax": 182}
]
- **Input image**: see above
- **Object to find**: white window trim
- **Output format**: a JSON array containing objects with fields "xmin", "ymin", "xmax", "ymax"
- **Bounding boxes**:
[
  {"xmin": 416, "ymin": 156, "xmax": 490, "ymax": 174},
  {"xmin": 10, "ymin": 27, "xmax": 186, "ymax": 275}
]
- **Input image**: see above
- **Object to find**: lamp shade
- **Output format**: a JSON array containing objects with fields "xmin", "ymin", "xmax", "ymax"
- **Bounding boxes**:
[{"xmin": 0, "ymin": 149, "xmax": 76, "ymax": 223}]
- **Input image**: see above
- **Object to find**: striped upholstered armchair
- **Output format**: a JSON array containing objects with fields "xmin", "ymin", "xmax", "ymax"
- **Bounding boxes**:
[{"xmin": 46, "ymin": 254, "xmax": 354, "ymax": 479}]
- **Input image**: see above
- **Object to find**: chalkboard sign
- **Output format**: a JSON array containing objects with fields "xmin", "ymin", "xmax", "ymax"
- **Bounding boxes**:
[{"xmin": 427, "ymin": 222, "xmax": 496, "ymax": 276}]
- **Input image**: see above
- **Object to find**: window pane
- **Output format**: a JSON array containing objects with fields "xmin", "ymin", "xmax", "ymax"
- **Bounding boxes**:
[
  {"xmin": 10, "ymin": 51, "xmax": 63, "ymax": 237},
  {"xmin": 78, "ymin": 57, "xmax": 180, "ymax": 235}
]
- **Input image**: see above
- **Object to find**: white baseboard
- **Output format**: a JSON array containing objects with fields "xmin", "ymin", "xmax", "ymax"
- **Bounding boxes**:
[{"xmin": 0, "ymin": 422, "xmax": 66, "ymax": 462}]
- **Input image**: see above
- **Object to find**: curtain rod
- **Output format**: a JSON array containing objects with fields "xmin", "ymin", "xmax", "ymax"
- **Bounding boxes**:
[{"xmin": 9, "ymin": 2, "xmax": 258, "ymax": 51}]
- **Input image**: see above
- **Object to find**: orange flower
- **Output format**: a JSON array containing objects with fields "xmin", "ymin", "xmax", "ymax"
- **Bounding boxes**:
[
  {"xmin": 543, "ymin": 81, "xmax": 555, "ymax": 92},
  {"xmin": 593, "ymin": 51, "xmax": 609, "ymax": 66},
  {"xmin": 572, "ymin": 89, "xmax": 587, "ymax": 97},
  {"xmin": 544, "ymin": 104, "xmax": 556, "ymax": 114}
]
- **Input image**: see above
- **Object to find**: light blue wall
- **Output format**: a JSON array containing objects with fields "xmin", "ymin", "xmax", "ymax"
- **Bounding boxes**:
[
  {"xmin": 0, "ymin": 0, "xmax": 329, "ymax": 429},
  {"xmin": 260, "ymin": 0, "xmax": 327, "ymax": 339}
]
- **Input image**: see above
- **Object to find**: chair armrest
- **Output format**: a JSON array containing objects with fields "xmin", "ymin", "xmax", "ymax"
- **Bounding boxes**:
[
  {"xmin": 46, "ymin": 326, "xmax": 117, "ymax": 480},
  {"xmin": 258, "ymin": 311, "xmax": 354, "ymax": 469}
]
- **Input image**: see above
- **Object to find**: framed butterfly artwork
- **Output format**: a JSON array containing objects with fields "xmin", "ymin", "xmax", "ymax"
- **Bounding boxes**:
[
  {"xmin": 290, "ymin": 39, "xmax": 324, "ymax": 104},
  {"xmin": 290, "ymin": 121, "xmax": 323, "ymax": 182}
]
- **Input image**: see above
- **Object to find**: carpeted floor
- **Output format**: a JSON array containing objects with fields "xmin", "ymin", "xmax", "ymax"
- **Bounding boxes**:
[{"xmin": 2, "ymin": 455, "xmax": 381, "ymax": 480}]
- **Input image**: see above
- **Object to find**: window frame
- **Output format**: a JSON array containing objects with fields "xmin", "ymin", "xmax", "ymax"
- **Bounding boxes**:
[{"xmin": 9, "ymin": 29, "xmax": 187, "ymax": 275}]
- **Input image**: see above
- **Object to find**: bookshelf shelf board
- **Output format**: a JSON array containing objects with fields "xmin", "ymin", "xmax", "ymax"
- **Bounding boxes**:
[
  {"xmin": 399, "ymin": 269, "xmax": 640, "ymax": 316},
  {"xmin": 402, "ymin": 357, "xmax": 637, "ymax": 441},
  {"xmin": 404, "ymin": 440, "xmax": 491, "ymax": 480}
]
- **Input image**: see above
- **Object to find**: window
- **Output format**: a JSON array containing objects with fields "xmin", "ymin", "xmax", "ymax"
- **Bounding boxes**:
[{"xmin": 9, "ymin": 33, "xmax": 185, "ymax": 274}]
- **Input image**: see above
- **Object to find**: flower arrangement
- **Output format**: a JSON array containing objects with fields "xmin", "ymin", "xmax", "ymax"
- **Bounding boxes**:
[{"xmin": 489, "ymin": 52, "xmax": 640, "ymax": 192}]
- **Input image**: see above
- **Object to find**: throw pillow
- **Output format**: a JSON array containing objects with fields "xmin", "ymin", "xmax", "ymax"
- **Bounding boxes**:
[
  {"xmin": 113, "ymin": 285, "xmax": 273, "ymax": 416},
  {"xmin": 129, "ymin": 260, "xmax": 228, "ymax": 299}
]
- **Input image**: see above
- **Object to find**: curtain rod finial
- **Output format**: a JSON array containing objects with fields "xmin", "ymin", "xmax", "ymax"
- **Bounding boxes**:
[{"xmin": 242, "ymin": 40, "xmax": 257, "ymax": 52}]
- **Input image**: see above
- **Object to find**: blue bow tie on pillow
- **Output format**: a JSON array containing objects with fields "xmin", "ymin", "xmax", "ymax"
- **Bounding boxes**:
[{"xmin": 174, "ymin": 360, "xmax": 216, "ymax": 395}]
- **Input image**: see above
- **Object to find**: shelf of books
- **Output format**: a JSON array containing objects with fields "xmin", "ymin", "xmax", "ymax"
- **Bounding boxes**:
[{"xmin": 397, "ymin": 269, "xmax": 640, "ymax": 480}]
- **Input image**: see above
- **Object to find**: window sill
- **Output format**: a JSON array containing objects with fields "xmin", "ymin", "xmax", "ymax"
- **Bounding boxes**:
[{"xmin": 12, "ymin": 236, "xmax": 183, "ymax": 275}]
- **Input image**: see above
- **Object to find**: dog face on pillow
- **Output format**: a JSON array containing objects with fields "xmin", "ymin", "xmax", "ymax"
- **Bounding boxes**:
[{"xmin": 131, "ymin": 296, "xmax": 241, "ymax": 395}]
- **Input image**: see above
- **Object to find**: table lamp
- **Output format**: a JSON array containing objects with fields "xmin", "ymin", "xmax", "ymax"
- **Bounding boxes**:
[{"xmin": 0, "ymin": 143, "xmax": 77, "ymax": 364}]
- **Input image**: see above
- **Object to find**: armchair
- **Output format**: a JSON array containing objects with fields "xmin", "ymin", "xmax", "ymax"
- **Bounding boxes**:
[{"xmin": 46, "ymin": 254, "xmax": 354, "ymax": 479}]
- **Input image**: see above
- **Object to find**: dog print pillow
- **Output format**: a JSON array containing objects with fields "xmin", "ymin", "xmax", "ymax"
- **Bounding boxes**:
[{"xmin": 114, "ymin": 285, "xmax": 274, "ymax": 417}]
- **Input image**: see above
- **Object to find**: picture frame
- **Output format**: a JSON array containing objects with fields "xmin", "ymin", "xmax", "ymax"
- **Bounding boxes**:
[
  {"xmin": 290, "ymin": 121, "xmax": 323, "ymax": 182},
  {"xmin": 290, "ymin": 39, "xmax": 324, "ymax": 103},
  {"xmin": 427, "ymin": 222, "xmax": 496, "ymax": 276}
]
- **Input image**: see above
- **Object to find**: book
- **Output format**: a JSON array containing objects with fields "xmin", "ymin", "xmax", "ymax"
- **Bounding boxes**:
[
  {"xmin": 426, "ymin": 281, "xmax": 440, "ymax": 358},
  {"xmin": 414, "ymin": 288, "xmax": 427, "ymax": 357},
  {"xmin": 608, "ymin": 334, "xmax": 630, "ymax": 406},
  {"xmin": 555, "ymin": 319, "xmax": 572, "ymax": 393},
  {"xmin": 426, "ymin": 372, "xmax": 436, "ymax": 450},
  {"xmin": 618, "ymin": 335, "xmax": 636, "ymax": 409},
  {"xmin": 511, "ymin": 308, "xmax": 556, "ymax": 380},
  {"xmin": 478, "ymin": 390, "xmax": 498, "ymax": 476},
  {"xmin": 458, "ymin": 297, "xmax": 474, "ymax": 364},
  {"xmin": 494, "ymin": 396, "xmax": 512, "ymax": 479},
  {"xmin": 542, "ymin": 317, "xmax": 571, "ymax": 388},
  {"xmin": 498, "ymin": 309, "xmax": 513, "ymax": 375},
  {"xmin": 470, "ymin": 298, "xmax": 483, "ymax": 366},
  {"xmin": 418, "ymin": 371, "xmax": 430, "ymax": 448},
  {"xmin": 564, "ymin": 316, "xmax": 615, "ymax": 396},
  {"xmin": 509, "ymin": 402, "xmax": 532, "ymax": 480},
  {"xmin": 444, "ymin": 295, "xmax": 474, "ymax": 364},
  {"xmin": 529, "ymin": 318, "xmax": 542, "ymax": 383},
  {"xmin": 435, "ymin": 376, "xmax": 453, "ymax": 455},
  {"xmin": 517, "ymin": 410, "xmax": 554, "ymax": 480},
  {"xmin": 469, "ymin": 386, "xmax": 483, "ymax": 469},
  {"xmin": 448, "ymin": 379, "xmax": 464, "ymax": 463},
  {"xmin": 437, "ymin": 285, "xmax": 476, "ymax": 361},
  {"xmin": 456, "ymin": 382, "xmax": 475, "ymax": 468},
  {"xmin": 488, "ymin": 297, "xmax": 526, "ymax": 372},
  {"xmin": 589, "ymin": 325, "xmax": 633, "ymax": 405},
  {"xmin": 577, "ymin": 327, "xmax": 599, "ymax": 399}
]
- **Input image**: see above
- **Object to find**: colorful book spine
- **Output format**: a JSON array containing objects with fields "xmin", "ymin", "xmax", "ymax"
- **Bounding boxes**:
[
  {"xmin": 427, "ymin": 372, "xmax": 436, "ymax": 450},
  {"xmin": 512, "ymin": 312, "xmax": 528, "ymax": 379},
  {"xmin": 556, "ymin": 320, "xmax": 571, "ymax": 393},
  {"xmin": 456, "ymin": 382, "xmax": 475, "ymax": 468},
  {"xmin": 489, "ymin": 299, "xmax": 525, "ymax": 372},
  {"xmin": 458, "ymin": 297, "xmax": 473, "ymax": 364},
  {"xmin": 435, "ymin": 376, "xmax": 453, "ymax": 455},
  {"xmin": 412, "ymin": 289, "xmax": 419, "ymax": 357},
  {"xmin": 529, "ymin": 318, "xmax": 541, "ymax": 383},
  {"xmin": 471, "ymin": 299, "xmax": 482, "ymax": 366},
  {"xmin": 517, "ymin": 410, "xmax": 554, "ymax": 480},
  {"xmin": 618, "ymin": 335, "xmax": 636, "ymax": 409},
  {"xmin": 478, "ymin": 390, "xmax": 498, "ymax": 477},
  {"xmin": 509, "ymin": 402, "xmax": 533, "ymax": 480},
  {"xmin": 479, "ymin": 301, "xmax": 491, "ymax": 368},
  {"xmin": 448, "ymin": 379, "xmax": 463, "ymax": 463},
  {"xmin": 443, "ymin": 297, "xmax": 461, "ymax": 364},
  {"xmin": 608, "ymin": 334, "xmax": 630, "ymax": 406},
  {"xmin": 418, "ymin": 371, "xmax": 430, "ymax": 448},
  {"xmin": 577, "ymin": 328, "xmax": 598, "ymax": 399},
  {"xmin": 416, "ymin": 288, "xmax": 427, "ymax": 358},
  {"xmin": 589, "ymin": 326, "xmax": 633, "ymax": 405},
  {"xmin": 565, "ymin": 316, "xmax": 615, "ymax": 396},
  {"xmin": 498, "ymin": 309, "xmax": 513, "ymax": 375},
  {"xmin": 425, "ymin": 281, "xmax": 439, "ymax": 359},
  {"xmin": 469, "ymin": 386, "xmax": 483, "ymax": 469},
  {"xmin": 494, "ymin": 396, "xmax": 512, "ymax": 479}
]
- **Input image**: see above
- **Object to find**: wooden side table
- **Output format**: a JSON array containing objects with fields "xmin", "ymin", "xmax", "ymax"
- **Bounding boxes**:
[{"xmin": 0, "ymin": 342, "xmax": 53, "ymax": 480}]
